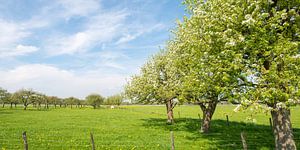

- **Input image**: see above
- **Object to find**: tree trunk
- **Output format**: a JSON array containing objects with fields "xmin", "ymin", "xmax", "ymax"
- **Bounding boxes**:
[
  {"xmin": 24, "ymin": 104, "xmax": 27, "ymax": 110},
  {"xmin": 2, "ymin": 103, "xmax": 4, "ymax": 108},
  {"xmin": 199, "ymin": 101, "xmax": 218, "ymax": 133},
  {"xmin": 271, "ymin": 108, "xmax": 296, "ymax": 150},
  {"xmin": 14, "ymin": 103, "xmax": 17, "ymax": 108},
  {"xmin": 54, "ymin": 104, "xmax": 56, "ymax": 108},
  {"xmin": 166, "ymin": 99, "xmax": 174, "ymax": 124}
]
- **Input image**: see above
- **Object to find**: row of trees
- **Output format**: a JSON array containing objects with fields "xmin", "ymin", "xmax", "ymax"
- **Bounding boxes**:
[
  {"xmin": 0, "ymin": 88, "xmax": 123, "ymax": 110},
  {"xmin": 125, "ymin": 0, "xmax": 299, "ymax": 149}
]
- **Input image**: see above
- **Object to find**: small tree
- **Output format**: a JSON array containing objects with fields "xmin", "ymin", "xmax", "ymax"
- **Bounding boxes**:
[
  {"xmin": 8, "ymin": 93, "xmax": 18, "ymax": 108},
  {"xmin": 0, "ymin": 88, "xmax": 10, "ymax": 108},
  {"xmin": 125, "ymin": 52, "xmax": 179, "ymax": 124},
  {"xmin": 32, "ymin": 93, "xmax": 45, "ymax": 110},
  {"xmin": 86, "ymin": 94, "xmax": 104, "ymax": 109},
  {"xmin": 74, "ymin": 99, "xmax": 82, "ymax": 108},
  {"xmin": 106, "ymin": 94, "xmax": 123, "ymax": 106},
  {"xmin": 48, "ymin": 96, "xmax": 60, "ymax": 108},
  {"xmin": 65, "ymin": 97, "xmax": 77, "ymax": 108},
  {"xmin": 14, "ymin": 89, "xmax": 35, "ymax": 110}
]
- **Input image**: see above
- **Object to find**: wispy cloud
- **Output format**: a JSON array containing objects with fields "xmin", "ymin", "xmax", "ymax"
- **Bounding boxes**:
[
  {"xmin": 116, "ymin": 23, "xmax": 166, "ymax": 45},
  {"xmin": 0, "ymin": 45, "xmax": 39, "ymax": 58},
  {"xmin": 45, "ymin": 10, "xmax": 128, "ymax": 55},
  {"xmin": 97, "ymin": 50, "xmax": 129, "ymax": 70},
  {"xmin": 56, "ymin": 0, "xmax": 101, "ymax": 19},
  {"xmin": 0, "ymin": 20, "xmax": 30, "ymax": 46},
  {"xmin": 0, "ymin": 20, "xmax": 39, "ymax": 57}
]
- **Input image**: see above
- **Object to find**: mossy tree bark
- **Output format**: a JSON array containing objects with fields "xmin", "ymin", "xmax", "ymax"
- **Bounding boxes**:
[
  {"xmin": 271, "ymin": 108, "xmax": 296, "ymax": 150},
  {"xmin": 199, "ymin": 101, "xmax": 218, "ymax": 133},
  {"xmin": 166, "ymin": 99, "xmax": 176, "ymax": 124}
]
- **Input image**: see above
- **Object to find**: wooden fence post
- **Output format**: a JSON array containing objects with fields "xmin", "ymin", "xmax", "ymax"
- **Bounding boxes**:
[
  {"xmin": 170, "ymin": 131, "xmax": 175, "ymax": 150},
  {"xmin": 90, "ymin": 132, "xmax": 95, "ymax": 150},
  {"xmin": 241, "ymin": 132, "xmax": 247, "ymax": 150},
  {"xmin": 22, "ymin": 131, "xmax": 28, "ymax": 150},
  {"xmin": 226, "ymin": 115, "xmax": 229, "ymax": 126}
]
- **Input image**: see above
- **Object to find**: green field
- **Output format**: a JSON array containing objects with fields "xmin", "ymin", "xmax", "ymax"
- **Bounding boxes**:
[{"xmin": 0, "ymin": 105, "xmax": 299, "ymax": 150}]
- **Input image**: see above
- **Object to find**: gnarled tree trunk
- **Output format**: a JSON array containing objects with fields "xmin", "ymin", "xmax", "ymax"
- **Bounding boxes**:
[
  {"xmin": 199, "ymin": 101, "xmax": 218, "ymax": 133},
  {"xmin": 271, "ymin": 108, "xmax": 296, "ymax": 150},
  {"xmin": 166, "ymin": 99, "xmax": 176, "ymax": 124}
]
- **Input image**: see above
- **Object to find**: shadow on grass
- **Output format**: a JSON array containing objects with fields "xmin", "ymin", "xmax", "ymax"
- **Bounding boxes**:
[{"xmin": 141, "ymin": 118, "xmax": 300, "ymax": 149}]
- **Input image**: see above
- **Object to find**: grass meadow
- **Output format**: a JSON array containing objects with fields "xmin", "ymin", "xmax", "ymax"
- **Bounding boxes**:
[{"xmin": 0, "ymin": 105, "xmax": 299, "ymax": 149}]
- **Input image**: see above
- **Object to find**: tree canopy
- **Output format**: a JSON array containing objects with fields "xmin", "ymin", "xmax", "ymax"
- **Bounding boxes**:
[{"xmin": 86, "ymin": 94, "xmax": 104, "ymax": 109}]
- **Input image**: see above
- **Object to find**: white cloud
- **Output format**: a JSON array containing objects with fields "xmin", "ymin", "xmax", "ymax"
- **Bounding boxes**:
[
  {"xmin": 116, "ymin": 34, "xmax": 140, "ymax": 44},
  {"xmin": 0, "ymin": 20, "xmax": 31, "ymax": 49},
  {"xmin": 56, "ymin": 0, "xmax": 101, "ymax": 19},
  {"xmin": 15, "ymin": 45, "xmax": 39, "ymax": 53},
  {"xmin": 0, "ymin": 64, "xmax": 126, "ymax": 98},
  {"xmin": 116, "ymin": 23, "xmax": 166, "ymax": 44},
  {"xmin": 46, "ymin": 11, "xmax": 128, "ymax": 55},
  {"xmin": 0, "ymin": 20, "xmax": 29, "ymax": 44},
  {"xmin": 0, "ymin": 20, "xmax": 40, "ymax": 58},
  {"xmin": 99, "ymin": 51, "xmax": 128, "ymax": 60},
  {"xmin": 97, "ymin": 51, "xmax": 129, "ymax": 70},
  {"xmin": 0, "ymin": 45, "xmax": 39, "ymax": 58}
]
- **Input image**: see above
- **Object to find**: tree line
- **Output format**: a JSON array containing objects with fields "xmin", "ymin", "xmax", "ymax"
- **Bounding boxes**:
[
  {"xmin": 125, "ymin": 0, "xmax": 300, "ymax": 149},
  {"xmin": 0, "ymin": 87, "xmax": 123, "ymax": 110}
]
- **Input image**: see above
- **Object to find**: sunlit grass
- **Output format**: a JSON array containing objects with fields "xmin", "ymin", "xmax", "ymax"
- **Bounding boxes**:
[{"xmin": 0, "ymin": 105, "xmax": 299, "ymax": 149}]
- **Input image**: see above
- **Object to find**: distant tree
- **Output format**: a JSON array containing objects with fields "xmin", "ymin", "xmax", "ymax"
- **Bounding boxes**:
[
  {"xmin": 57, "ymin": 98, "xmax": 63, "ymax": 107},
  {"xmin": 48, "ymin": 96, "xmax": 60, "ymax": 108},
  {"xmin": 62, "ymin": 98, "xmax": 67, "ymax": 107},
  {"xmin": 11, "ymin": 95, "xmax": 18, "ymax": 108},
  {"xmin": 0, "ymin": 88, "xmax": 10, "ymax": 108},
  {"xmin": 65, "ymin": 97, "xmax": 77, "ymax": 108},
  {"xmin": 106, "ymin": 94, "xmax": 123, "ymax": 106},
  {"xmin": 74, "ymin": 98, "xmax": 82, "ymax": 108},
  {"xmin": 79, "ymin": 99, "xmax": 86, "ymax": 107},
  {"xmin": 86, "ymin": 94, "xmax": 104, "ymax": 109},
  {"xmin": 14, "ymin": 89, "xmax": 35, "ymax": 110},
  {"xmin": 42, "ymin": 95, "xmax": 52, "ymax": 109},
  {"xmin": 7, "ymin": 93, "xmax": 19, "ymax": 108},
  {"xmin": 32, "ymin": 93, "xmax": 45, "ymax": 110}
]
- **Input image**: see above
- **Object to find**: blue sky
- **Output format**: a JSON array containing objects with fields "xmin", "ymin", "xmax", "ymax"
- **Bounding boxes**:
[{"xmin": 0, "ymin": 0, "xmax": 185, "ymax": 98}]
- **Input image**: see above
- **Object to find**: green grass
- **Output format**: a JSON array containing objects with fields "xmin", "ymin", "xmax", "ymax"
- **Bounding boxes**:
[{"xmin": 0, "ymin": 105, "xmax": 299, "ymax": 149}]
